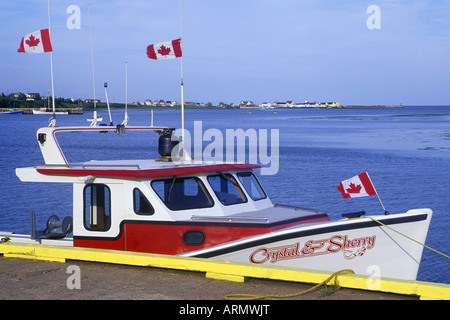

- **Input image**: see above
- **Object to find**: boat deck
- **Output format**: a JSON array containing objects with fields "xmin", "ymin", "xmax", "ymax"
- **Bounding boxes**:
[
  {"xmin": 185, "ymin": 204, "xmax": 329, "ymax": 227},
  {"xmin": 0, "ymin": 232, "xmax": 73, "ymax": 246}
]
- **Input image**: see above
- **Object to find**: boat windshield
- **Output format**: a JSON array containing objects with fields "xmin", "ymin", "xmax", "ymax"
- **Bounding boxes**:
[
  {"xmin": 237, "ymin": 172, "xmax": 267, "ymax": 201},
  {"xmin": 207, "ymin": 173, "xmax": 247, "ymax": 206},
  {"xmin": 151, "ymin": 177, "xmax": 214, "ymax": 211}
]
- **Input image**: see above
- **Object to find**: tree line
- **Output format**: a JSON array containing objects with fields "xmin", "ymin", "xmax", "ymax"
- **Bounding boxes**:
[{"xmin": 0, "ymin": 93, "xmax": 81, "ymax": 109}]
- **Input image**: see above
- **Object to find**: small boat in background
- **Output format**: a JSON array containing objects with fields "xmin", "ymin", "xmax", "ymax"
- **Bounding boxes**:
[
  {"xmin": 0, "ymin": 109, "xmax": 23, "ymax": 114},
  {"xmin": 33, "ymin": 108, "xmax": 68, "ymax": 115}
]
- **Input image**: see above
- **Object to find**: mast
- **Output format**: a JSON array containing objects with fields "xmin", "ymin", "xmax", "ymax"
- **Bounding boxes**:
[
  {"xmin": 87, "ymin": 0, "xmax": 101, "ymax": 126},
  {"xmin": 47, "ymin": 0, "xmax": 56, "ymax": 127},
  {"xmin": 122, "ymin": 62, "xmax": 129, "ymax": 126},
  {"xmin": 104, "ymin": 82, "xmax": 113, "ymax": 125}
]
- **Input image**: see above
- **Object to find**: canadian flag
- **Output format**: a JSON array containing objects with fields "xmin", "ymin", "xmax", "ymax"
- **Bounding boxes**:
[
  {"xmin": 18, "ymin": 29, "xmax": 53, "ymax": 54},
  {"xmin": 147, "ymin": 38, "xmax": 182, "ymax": 60},
  {"xmin": 336, "ymin": 172, "xmax": 377, "ymax": 199}
]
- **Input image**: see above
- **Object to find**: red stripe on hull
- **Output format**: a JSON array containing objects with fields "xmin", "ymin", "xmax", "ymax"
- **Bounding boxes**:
[{"xmin": 74, "ymin": 215, "xmax": 331, "ymax": 255}]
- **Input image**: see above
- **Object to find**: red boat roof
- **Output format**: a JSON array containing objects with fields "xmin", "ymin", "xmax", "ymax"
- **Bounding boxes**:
[{"xmin": 36, "ymin": 162, "xmax": 261, "ymax": 179}]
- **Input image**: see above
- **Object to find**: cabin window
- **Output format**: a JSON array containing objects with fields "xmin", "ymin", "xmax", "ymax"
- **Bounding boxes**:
[
  {"xmin": 133, "ymin": 188, "xmax": 154, "ymax": 215},
  {"xmin": 151, "ymin": 177, "xmax": 214, "ymax": 211},
  {"xmin": 207, "ymin": 173, "xmax": 247, "ymax": 205},
  {"xmin": 84, "ymin": 184, "xmax": 111, "ymax": 231},
  {"xmin": 237, "ymin": 172, "xmax": 267, "ymax": 201}
]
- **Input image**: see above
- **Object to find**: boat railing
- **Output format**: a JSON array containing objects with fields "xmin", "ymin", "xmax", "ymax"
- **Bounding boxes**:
[
  {"xmin": 34, "ymin": 163, "xmax": 141, "ymax": 170},
  {"xmin": 190, "ymin": 215, "xmax": 269, "ymax": 222},
  {"xmin": 274, "ymin": 203, "xmax": 319, "ymax": 213}
]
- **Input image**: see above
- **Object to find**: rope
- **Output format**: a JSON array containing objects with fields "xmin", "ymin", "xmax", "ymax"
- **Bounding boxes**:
[
  {"xmin": 224, "ymin": 269, "xmax": 354, "ymax": 300},
  {"xmin": 360, "ymin": 216, "xmax": 450, "ymax": 259},
  {"xmin": 0, "ymin": 235, "xmax": 10, "ymax": 244}
]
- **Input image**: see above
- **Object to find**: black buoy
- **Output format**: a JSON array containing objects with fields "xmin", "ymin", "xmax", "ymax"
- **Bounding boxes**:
[{"xmin": 157, "ymin": 133, "xmax": 179, "ymax": 161}]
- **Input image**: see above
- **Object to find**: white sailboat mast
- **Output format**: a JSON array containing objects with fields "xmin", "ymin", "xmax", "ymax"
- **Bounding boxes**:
[
  {"xmin": 104, "ymin": 82, "xmax": 113, "ymax": 125},
  {"xmin": 122, "ymin": 61, "xmax": 129, "ymax": 126},
  {"xmin": 47, "ymin": 0, "xmax": 56, "ymax": 127},
  {"xmin": 87, "ymin": 0, "xmax": 101, "ymax": 126}
]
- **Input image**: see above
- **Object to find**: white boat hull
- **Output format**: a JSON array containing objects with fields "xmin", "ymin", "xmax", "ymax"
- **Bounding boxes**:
[
  {"xmin": 184, "ymin": 209, "xmax": 432, "ymax": 281},
  {"xmin": 33, "ymin": 110, "xmax": 68, "ymax": 115}
]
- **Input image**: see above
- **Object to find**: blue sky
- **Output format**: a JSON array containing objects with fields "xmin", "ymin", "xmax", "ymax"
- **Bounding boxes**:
[{"xmin": 1, "ymin": 0, "xmax": 450, "ymax": 106}]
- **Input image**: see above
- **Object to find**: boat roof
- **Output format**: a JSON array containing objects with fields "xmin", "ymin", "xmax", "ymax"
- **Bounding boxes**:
[
  {"xmin": 34, "ymin": 161, "xmax": 261, "ymax": 179},
  {"xmin": 36, "ymin": 125, "xmax": 172, "ymax": 165},
  {"xmin": 17, "ymin": 125, "xmax": 262, "ymax": 182}
]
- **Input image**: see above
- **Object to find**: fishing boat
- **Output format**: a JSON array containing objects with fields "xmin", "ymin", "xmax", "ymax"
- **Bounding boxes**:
[{"xmin": 7, "ymin": 123, "xmax": 432, "ymax": 281}]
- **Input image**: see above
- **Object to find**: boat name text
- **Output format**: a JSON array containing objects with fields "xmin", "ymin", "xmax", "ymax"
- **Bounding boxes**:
[{"xmin": 249, "ymin": 234, "xmax": 376, "ymax": 264}]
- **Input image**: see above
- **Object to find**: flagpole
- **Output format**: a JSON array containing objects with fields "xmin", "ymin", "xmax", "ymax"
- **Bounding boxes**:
[
  {"xmin": 47, "ymin": 0, "xmax": 56, "ymax": 127},
  {"xmin": 365, "ymin": 171, "xmax": 388, "ymax": 214},
  {"xmin": 178, "ymin": 0, "xmax": 191, "ymax": 161},
  {"xmin": 179, "ymin": 0, "xmax": 185, "ymax": 147}
]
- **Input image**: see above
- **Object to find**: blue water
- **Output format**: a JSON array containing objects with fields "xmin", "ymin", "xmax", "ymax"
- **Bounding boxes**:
[{"xmin": 1, "ymin": 107, "xmax": 449, "ymax": 284}]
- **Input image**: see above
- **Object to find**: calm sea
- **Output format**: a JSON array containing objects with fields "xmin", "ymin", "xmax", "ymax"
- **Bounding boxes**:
[{"xmin": 1, "ymin": 106, "xmax": 449, "ymax": 284}]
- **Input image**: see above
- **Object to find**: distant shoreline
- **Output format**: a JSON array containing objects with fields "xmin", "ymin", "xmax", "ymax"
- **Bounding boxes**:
[
  {"xmin": 78, "ymin": 104, "xmax": 407, "ymax": 110},
  {"xmin": 340, "ymin": 105, "xmax": 402, "ymax": 108},
  {"xmin": 4, "ymin": 104, "xmax": 450, "ymax": 113}
]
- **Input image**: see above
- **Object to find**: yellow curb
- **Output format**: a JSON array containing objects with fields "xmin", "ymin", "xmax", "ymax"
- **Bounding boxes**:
[
  {"xmin": 1, "ymin": 242, "xmax": 449, "ymax": 300},
  {"xmin": 206, "ymin": 272, "xmax": 246, "ymax": 282}
]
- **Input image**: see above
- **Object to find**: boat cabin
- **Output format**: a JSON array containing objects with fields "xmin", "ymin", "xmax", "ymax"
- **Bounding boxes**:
[{"xmin": 16, "ymin": 125, "xmax": 330, "ymax": 255}]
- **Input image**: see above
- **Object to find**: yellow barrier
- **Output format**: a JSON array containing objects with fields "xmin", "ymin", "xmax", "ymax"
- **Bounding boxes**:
[{"xmin": 1, "ymin": 242, "xmax": 449, "ymax": 300}]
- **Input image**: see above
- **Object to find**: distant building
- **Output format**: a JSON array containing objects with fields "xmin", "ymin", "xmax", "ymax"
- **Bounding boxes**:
[
  {"xmin": 239, "ymin": 101, "xmax": 255, "ymax": 108},
  {"xmin": 260, "ymin": 102, "xmax": 273, "ymax": 108},
  {"xmin": 26, "ymin": 93, "xmax": 40, "ymax": 101},
  {"xmin": 320, "ymin": 102, "xmax": 340, "ymax": 108},
  {"xmin": 84, "ymin": 99, "xmax": 101, "ymax": 103},
  {"xmin": 272, "ymin": 101, "xmax": 290, "ymax": 108}
]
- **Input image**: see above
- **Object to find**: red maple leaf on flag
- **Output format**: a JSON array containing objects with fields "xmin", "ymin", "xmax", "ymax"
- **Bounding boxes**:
[
  {"xmin": 26, "ymin": 34, "xmax": 40, "ymax": 48},
  {"xmin": 157, "ymin": 44, "xmax": 171, "ymax": 56},
  {"xmin": 346, "ymin": 182, "xmax": 362, "ymax": 194}
]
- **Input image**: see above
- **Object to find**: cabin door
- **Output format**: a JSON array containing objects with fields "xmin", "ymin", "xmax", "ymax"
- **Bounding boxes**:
[{"xmin": 84, "ymin": 184, "xmax": 111, "ymax": 231}]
